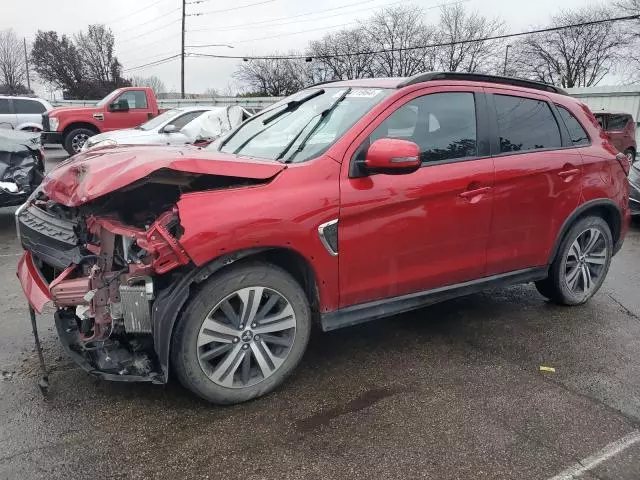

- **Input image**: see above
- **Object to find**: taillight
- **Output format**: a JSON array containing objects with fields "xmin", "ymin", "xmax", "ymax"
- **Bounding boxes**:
[{"xmin": 616, "ymin": 152, "xmax": 630, "ymax": 175}]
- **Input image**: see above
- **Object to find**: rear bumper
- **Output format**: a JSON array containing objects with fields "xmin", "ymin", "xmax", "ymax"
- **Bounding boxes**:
[
  {"xmin": 16, "ymin": 251, "xmax": 52, "ymax": 313},
  {"xmin": 41, "ymin": 131, "xmax": 62, "ymax": 145}
]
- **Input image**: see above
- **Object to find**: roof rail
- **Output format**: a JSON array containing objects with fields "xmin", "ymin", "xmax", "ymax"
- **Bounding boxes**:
[
  {"xmin": 304, "ymin": 78, "xmax": 345, "ymax": 89},
  {"xmin": 397, "ymin": 72, "xmax": 568, "ymax": 95}
]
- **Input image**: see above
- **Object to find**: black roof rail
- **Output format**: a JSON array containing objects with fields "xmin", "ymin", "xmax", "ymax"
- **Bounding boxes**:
[{"xmin": 397, "ymin": 72, "xmax": 568, "ymax": 95}]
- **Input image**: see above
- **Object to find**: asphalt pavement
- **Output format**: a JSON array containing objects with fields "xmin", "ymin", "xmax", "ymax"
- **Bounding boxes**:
[{"xmin": 0, "ymin": 146, "xmax": 638, "ymax": 480}]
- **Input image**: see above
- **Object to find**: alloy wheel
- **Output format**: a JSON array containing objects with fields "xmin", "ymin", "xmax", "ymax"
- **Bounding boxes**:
[
  {"xmin": 197, "ymin": 286, "xmax": 297, "ymax": 388},
  {"xmin": 71, "ymin": 133, "xmax": 89, "ymax": 153},
  {"xmin": 564, "ymin": 227, "xmax": 608, "ymax": 295}
]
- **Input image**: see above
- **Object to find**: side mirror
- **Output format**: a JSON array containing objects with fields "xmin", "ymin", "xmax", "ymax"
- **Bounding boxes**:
[
  {"xmin": 162, "ymin": 124, "xmax": 178, "ymax": 134},
  {"xmin": 364, "ymin": 138, "xmax": 421, "ymax": 174},
  {"xmin": 109, "ymin": 99, "xmax": 129, "ymax": 112}
]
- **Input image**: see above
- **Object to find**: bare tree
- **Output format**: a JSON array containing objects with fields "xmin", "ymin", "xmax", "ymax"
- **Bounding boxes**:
[
  {"xmin": 75, "ymin": 25, "xmax": 125, "ymax": 87},
  {"xmin": 511, "ymin": 7, "xmax": 629, "ymax": 88},
  {"xmin": 233, "ymin": 54, "xmax": 307, "ymax": 96},
  {"xmin": 308, "ymin": 27, "xmax": 375, "ymax": 80},
  {"xmin": 131, "ymin": 75, "xmax": 166, "ymax": 94},
  {"xmin": 614, "ymin": 0, "xmax": 640, "ymax": 82},
  {"xmin": 361, "ymin": 5, "xmax": 435, "ymax": 77},
  {"xmin": 434, "ymin": 4, "xmax": 505, "ymax": 73},
  {"xmin": 0, "ymin": 29, "xmax": 28, "ymax": 94}
]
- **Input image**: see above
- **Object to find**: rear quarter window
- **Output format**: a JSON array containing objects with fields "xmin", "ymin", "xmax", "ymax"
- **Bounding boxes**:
[
  {"xmin": 606, "ymin": 114, "xmax": 632, "ymax": 131},
  {"xmin": 556, "ymin": 105, "xmax": 590, "ymax": 146}
]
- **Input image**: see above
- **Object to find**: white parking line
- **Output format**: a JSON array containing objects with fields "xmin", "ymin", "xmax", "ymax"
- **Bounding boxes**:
[{"xmin": 548, "ymin": 431, "xmax": 640, "ymax": 480}]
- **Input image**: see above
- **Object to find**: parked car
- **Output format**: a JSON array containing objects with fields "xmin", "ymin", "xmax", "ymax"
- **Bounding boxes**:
[
  {"xmin": 629, "ymin": 161, "xmax": 640, "ymax": 216},
  {"xmin": 0, "ymin": 96, "xmax": 53, "ymax": 131},
  {"xmin": 0, "ymin": 129, "xmax": 44, "ymax": 207},
  {"xmin": 594, "ymin": 110, "xmax": 636, "ymax": 163},
  {"xmin": 81, "ymin": 105, "xmax": 250, "ymax": 152},
  {"xmin": 16, "ymin": 73, "xmax": 630, "ymax": 404},
  {"xmin": 41, "ymin": 86, "xmax": 162, "ymax": 156}
]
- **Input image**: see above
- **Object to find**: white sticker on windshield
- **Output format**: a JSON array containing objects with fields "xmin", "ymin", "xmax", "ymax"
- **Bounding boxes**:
[{"xmin": 332, "ymin": 88, "xmax": 382, "ymax": 98}]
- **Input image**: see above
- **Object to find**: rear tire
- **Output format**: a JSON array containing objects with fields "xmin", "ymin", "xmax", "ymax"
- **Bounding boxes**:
[
  {"xmin": 535, "ymin": 216, "xmax": 612, "ymax": 305},
  {"xmin": 63, "ymin": 128, "xmax": 94, "ymax": 156},
  {"xmin": 171, "ymin": 263, "xmax": 311, "ymax": 404}
]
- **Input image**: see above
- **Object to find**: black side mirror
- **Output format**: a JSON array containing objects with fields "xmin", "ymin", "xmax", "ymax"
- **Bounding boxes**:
[{"xmin": 109, "ymin": 99, "xmax": 129, "ymax": 112}]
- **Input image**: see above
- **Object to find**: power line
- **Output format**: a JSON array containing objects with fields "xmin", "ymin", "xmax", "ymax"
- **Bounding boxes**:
[
  {"xmin": 187, "ymin": 14, "xmax": 640, "ymax": 61},
  {"xmin": 116, "ymin": 7, "xmax": 181, "ymax": 38},
  {"xmin": 104, "ymin": 0, "xmax": 166, "ymax": 25},
  {"xmin": 187, "ymin": 0, "xmax": 466, "ymax": 39},
  {"xmin": 117, "ymin": 31, "xmax": 181, "ymax": 58},
  {"xmin": 187, "ymin": 0, "xmax": 275, "ymax": 17},
  {"xmin": 118, "ymin": 11, "xmax": 181, "ymax": 42},
  {"xmin": 208, "ymin": 22, "xmax": 357, "ymax": 46},
  {"xmin": 187, "ymin": 0, "xmax": 373, "ymax": 32},
  {"xmin": 123, "ymin": 54, "xmax": 181, "ymax": 72}
]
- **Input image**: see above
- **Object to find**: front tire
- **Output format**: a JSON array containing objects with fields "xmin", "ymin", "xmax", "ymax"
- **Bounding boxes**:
[
  {"xmin": 63, "ymin": 128, "xmax": 94, "ymax": 155},
  {"xmin": 535, "ymin": 216, "xmax": 612, "ymax": 305},
  {"xmin": 171, "ymin": 263, "xmax": 311, "ymax": 404}
]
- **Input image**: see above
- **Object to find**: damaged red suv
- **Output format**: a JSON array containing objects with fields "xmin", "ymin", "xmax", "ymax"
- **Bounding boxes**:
[{"xmin": 16, "ymin": 73, "xmax": 630, "ymax": 404}]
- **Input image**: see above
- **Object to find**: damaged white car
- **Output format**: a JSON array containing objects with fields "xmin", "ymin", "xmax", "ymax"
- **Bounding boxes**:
[{"xmin": 81, "ymin": 105, "xmax": 251, "ymax": 152}]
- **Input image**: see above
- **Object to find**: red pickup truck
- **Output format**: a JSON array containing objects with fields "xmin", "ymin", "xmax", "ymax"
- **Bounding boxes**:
[{"xmin": 42, "ymin": 87, "xmax": 161, "ymax": 155}]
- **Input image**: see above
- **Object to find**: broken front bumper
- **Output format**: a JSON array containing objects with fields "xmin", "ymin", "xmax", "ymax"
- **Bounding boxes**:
[{"xmin": 17, "ymin": 251, "xmax": 52, "ymax": 313}]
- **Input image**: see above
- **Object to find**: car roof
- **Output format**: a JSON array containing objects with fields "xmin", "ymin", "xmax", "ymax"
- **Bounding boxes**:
[
  {"xmin": 0, "ymin": 95, "xmax": 48, "ymax": 102},
  {"xmin": 311, "ymin": 72, "xmax": 567, "ymax": 96}
]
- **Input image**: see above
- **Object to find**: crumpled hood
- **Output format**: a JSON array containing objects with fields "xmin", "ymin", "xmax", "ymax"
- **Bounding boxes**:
[{"xmin": 41, "ymin": 145, "xmax": 286, "ymax": 207}]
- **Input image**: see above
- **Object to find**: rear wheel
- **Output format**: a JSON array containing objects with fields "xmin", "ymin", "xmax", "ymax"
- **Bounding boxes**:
[
  {"xmin": 172, "ymin": 263, "xmax": 311, "ymax": 404},
  {"xmin": 625, "ymin": 148, "xmax": 636, "ymax": 165},
  {"xmin": 535, "ymin": 216, "xmax": 612, "ymax": 305},
  {"xmin": 63, "ymin": 128, "xmax": 94, "ymax": 155}
]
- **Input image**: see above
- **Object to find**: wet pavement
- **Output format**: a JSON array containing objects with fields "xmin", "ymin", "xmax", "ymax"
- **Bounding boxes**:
[{"xmin": 0, "ymin": 147, "xmax": 639, "ymax": 479}]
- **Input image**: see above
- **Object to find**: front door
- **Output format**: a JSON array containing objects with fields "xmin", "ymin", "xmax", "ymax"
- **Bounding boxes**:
[
  {"xmin": 338, "ymin": 87, "xmax": 495, "ymax": 308},
  {"xmin": 485, "ymin": 89, "xmax": 583, "ymax": 274},
  {"xmin": 104, "ymin": 90, "xmax": 153, "ymax": 130}
]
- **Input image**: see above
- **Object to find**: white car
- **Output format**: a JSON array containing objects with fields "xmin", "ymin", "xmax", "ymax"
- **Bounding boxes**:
[
  {"xmin": 0, "ymin": 96, "xmax": 53, "ymax": 131},
  {"xmin": 82, "ymin": 105, "xmax": 250, "ymax": 152}
]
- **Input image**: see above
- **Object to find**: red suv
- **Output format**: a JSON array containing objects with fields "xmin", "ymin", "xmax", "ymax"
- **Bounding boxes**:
[
  {"xmin": 16, "ymin": 73, "xmax": 631, "ymax": 404},
  {"xmin": 594, "ymin": 110, "xmax": 637, "ymax": 163}
]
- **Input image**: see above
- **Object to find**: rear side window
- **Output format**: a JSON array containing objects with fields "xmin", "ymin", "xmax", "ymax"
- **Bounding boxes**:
[
  {"xmin": 371, "ymin": 92, "xmax": 477, "ymax": 163},
  {"xmin": 0, "ymin": 98, "xmax": 10, "ymax": 114},
  {"xmin": 170, "ymin": 111, "xmax": 204, "ymax": 130},
  {"xmin": 556, "ymin": 105, "xmax": 590, "ymax": 146},
  {"xmin": 494, "ymin": 95, "xmax": 562, "ymax": 153},
  {"xmin": 13, "ymin": 98, "xmax": 46, "ymax": 114},
  {"xmin": 607, "ymin": 114, "xmax": 631, "ymax": 131}
]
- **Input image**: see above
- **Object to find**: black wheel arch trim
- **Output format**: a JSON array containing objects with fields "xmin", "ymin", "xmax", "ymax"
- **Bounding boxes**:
[{"xmin": 548, "ymin": 198, "xmax": 623, "ymax": 264}]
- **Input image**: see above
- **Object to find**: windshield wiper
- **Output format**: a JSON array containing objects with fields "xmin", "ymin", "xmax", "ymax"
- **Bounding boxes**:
[
  {"xmin": 279, "ymin": 88, "xmax": 351, "ymax": 163},
  {"xmin": 220, "ymin": 89, "xmax": 325, "ymax": 152}
]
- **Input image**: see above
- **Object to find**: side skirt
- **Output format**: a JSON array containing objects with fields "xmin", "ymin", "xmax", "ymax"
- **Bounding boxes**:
[{"xmin": 321, "ymin": 267, "xmax": 548, "ymax": 332}]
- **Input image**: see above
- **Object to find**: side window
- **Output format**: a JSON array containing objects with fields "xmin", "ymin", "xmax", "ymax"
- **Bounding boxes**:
[
  {"xmin": 117, "ymin": 91, "xmax": 148, "ymax": 109},
  {"xmin": 0, "ymin": 98, "xmax": 10, "ymax": 114},
  {"xmin": 170, "ymin": 111, "xmax": 204, "ymax": 130},
  {"xmin": 556, "ymin": 105, "xmax": 590, "ymax": 146},
  {"xmin": 607, "ymin": 114, "xmax": 630, "ymax": 131},
  {"xmin": 370, "ymin": 92, "xmax": 477, "ymax": 164},
  {"xmin": 494, "ymin": 94, "xmax": 562, "ymax": 153},
  {"xmin": 13, "ymin": 99, "xmax": 46, "ymax": 114}
]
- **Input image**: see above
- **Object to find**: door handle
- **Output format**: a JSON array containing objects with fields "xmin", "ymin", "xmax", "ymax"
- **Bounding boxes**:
[
  {"xmin": 558, "ymin": 168, "xmax": 580, "ymax": 178},
  {"xmin": 459, "ymin": 186, "xmax": 492, "ymax": 199}
]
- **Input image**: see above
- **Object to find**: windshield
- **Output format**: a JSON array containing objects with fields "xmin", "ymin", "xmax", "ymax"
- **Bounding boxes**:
[
  {"xmin": 96, "ymin": 89, "xmax": 122, "ymax": 107},
  {"xmin": 217, "ymin": 87, "xmax": 392, "ymax": 162},
  {"xmin": 136, "ymin": 109, "xmax": 180, "ymax": 131}
]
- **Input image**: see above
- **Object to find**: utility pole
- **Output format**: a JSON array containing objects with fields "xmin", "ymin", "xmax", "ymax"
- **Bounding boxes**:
[
  {"xmin": 181, "ymin": 0, "xmax": 186, "ymax": 99},
  {"xmin": 503, "ymin": 44, "xmax": 511, "ymax": 76},
  {"xmin": 23, "ymin": 38, "xmax": 31, "ymax": 91}
]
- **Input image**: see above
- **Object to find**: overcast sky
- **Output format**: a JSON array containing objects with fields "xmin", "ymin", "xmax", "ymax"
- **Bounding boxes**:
[{"xmin": 4, "ymin": 0, "xmax": 605, "ymax": 98}]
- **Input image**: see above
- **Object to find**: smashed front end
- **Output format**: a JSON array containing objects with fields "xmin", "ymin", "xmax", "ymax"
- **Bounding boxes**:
[
  {"xmin": 16, "ymin": 182, "xmax": 191, "ymax": 383},
  {"xmin": 0, "ymin": 130, "xmax": 44, "ymax": 207}
]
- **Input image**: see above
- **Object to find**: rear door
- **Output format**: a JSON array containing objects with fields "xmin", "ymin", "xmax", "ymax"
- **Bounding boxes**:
[
  {"xmin": 0, "ymin": 98, "xmax": 17, "ymax": 129},
  {"xmin": 338, "ymin": 86, "xmax": 495, "ymax": 307},
  {"xmin": 12, "ymin": 98, "xmax": 47, "ymax": 129},
  {"xmin": 606, "ymin": 114, "xmax": 635, "ymax": 154},
  {"xmin": 485, "ymin": 89, "xmax": 583, "ymax": 274}
]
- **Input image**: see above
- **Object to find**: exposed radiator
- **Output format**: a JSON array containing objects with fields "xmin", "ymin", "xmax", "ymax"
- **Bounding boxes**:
[{"xmin": 119, "ymin": 280, "xmax": 153, "ymax": 334}]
